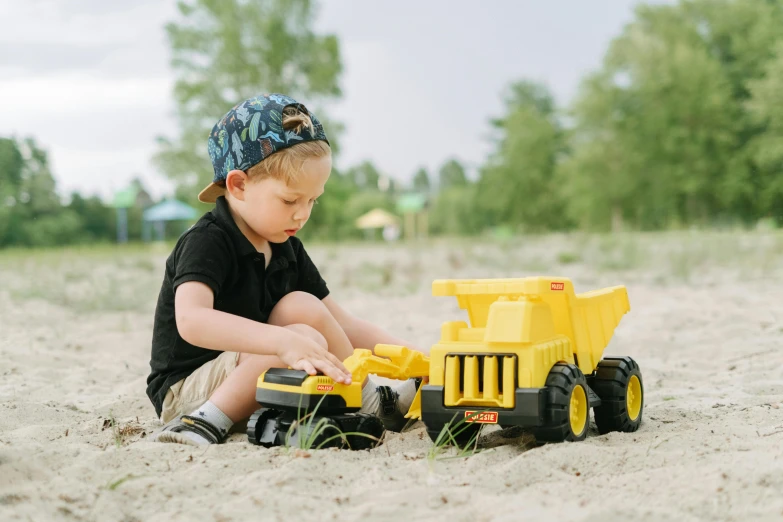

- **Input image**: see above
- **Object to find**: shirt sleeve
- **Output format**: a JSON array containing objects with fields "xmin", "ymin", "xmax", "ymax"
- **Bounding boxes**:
[
  {"xmin": 172, "ymin": 226, "xmax": 233, "ymax": 296},
  {"xmin": 293, "ymin": 239, "xmax": 330, "ymax": 299}
]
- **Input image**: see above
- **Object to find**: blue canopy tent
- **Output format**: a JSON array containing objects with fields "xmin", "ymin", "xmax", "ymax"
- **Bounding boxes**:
[{"xmin": 142, "ymin": 199, "xmax": 199, "ymax": 242}]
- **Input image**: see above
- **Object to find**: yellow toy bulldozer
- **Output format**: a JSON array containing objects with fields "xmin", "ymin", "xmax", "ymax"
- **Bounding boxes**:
[
  {"xmin": 419, "ymin": 277, "xmax": 642, "ymax": 445},
  {"xmin": 247, "ymin": 344, "xmax": 429, "ymax": 449}
]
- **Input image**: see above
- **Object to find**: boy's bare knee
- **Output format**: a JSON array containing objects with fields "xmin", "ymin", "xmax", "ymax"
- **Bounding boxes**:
[
  {"xmin": 283, "ymin": 323, "xmax": 328, "ymax": 350},
  {"xmin": 268, "ymin": 291, "xmax": 329, "ymax": 327}
]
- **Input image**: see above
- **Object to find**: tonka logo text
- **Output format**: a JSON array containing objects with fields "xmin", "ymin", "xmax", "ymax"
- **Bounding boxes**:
[
  {"xmin": 316, "ymin": 384, "xmax": 334, "ymax": 392},
  {"xmin": 550, "ymin": 282, "xmax": 565, "ymax": 291}
]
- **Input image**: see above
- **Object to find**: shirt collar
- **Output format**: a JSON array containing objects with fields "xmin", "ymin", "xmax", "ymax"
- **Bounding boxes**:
[{"xmin": 212, "ymin": 196, "xmax": 296, "ymax": 263}]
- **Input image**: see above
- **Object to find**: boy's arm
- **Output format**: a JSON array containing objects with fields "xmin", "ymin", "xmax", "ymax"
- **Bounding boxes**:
[
  {"xmin": 176, "ymin": 282, "xmax": 351, "ymax": 383},
  {"xmin": 322, "ymin": 295, "xmax": 426, "ymax": 354}
]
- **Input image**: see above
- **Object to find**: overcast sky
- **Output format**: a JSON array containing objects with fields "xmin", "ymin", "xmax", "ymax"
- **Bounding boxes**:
[{"xmin": 0, "ymin": 0, "xmax": 654, "ymax": 201}]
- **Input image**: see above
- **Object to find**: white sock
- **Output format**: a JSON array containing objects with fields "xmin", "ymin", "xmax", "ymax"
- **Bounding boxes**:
[
  {"xmin": 177, "ymin": 401, "xmax": 234, "ymax": 445},
  {"xmin": 394, "ymin": 378, "xmax": 418, "ymax": 414},
  {"xmin": 360, "ymin": 378, "xmax": 380, "ymax": 414}
]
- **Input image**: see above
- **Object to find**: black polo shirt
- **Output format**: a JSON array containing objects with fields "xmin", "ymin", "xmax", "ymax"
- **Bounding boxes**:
[{"xmin": 146, "ymin": 196, "xmax": 329, "ymax": 417}]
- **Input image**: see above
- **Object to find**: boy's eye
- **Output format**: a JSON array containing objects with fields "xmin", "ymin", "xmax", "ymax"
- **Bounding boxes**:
[{"xmin": 282, "ymin": 199, "xmax": 297, "ymax": 205}]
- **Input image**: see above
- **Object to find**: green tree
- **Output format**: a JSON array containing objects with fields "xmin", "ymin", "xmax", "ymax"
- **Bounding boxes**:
[
  {"xmin": 4, "ymin": 138, "xmax": 82, "ymax": 247},
  {"xmin": 68, "ymin": 193, "xmax": 116, "ymax": 242},
  {"xmin": 0, "ymin": 138, "xmax": 23, "ymax": 190},
  {"xmin": 412, "ymin": 167, "xmax": 430, "ymax": 193},
  {"xmin": 437, "ymin": 158, "xmax": 467, "ymax": 191},
  {"xmin": 746, "ymin": 41, "xmax": 783, "ymax": 224},
  {"xmin": 17, "ymin": 138, "xmax": 61, "ymax": 217},
  {"xmin": 0, "ymin": 138, "xmax": 24, "ymax": 245},
  {"xmin": 296, "ymin": 168, "xmax": 356, "ymax": 240},
  {"xmin": 476, "ymin": 81, "xmax": 567, "ymax": 232},
  {"xmin": 346, "ymin": 161, "xmax": 381, "ymax": 191},
  {"xmin": 682, "ymin": 0, "xmax": 783, "ymax": 101},
  {"xmin": 557, "ymin": 1, "xmax": 771, "ymax": 230},
  {"xmin": 155, "ymin": 0, "xmax": 343, "ymax": 201},
  {"xmin": 681, "ymin": 0, "xmax": 783, "ymax": 224},
  {"xmin": 430, "ymin": 185, "xmax": 482, "ymax": 236}
]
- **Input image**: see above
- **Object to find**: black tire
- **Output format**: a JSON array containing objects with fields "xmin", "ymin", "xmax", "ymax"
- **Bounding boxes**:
[
  {"xmin": 296, "ymin": 416, "xmax": 343, "ymax": 449},
  {"xmin": 592, "ymin": 356, "xmax": 643, "ymax": 434},
  {"xmin": 348, "ymin": 414, "xmax": 385, "ymax": 450},
  {"xmin": 532, "ymin": 363, "xmax": 590, "ymax": 444},
  {"xmin": 247, "ymin": 408, "xmax": 280, "ymax": 446},
  {"xmin": 426, "ymin": 421, "xmax": 482, "ymax": 448},
  {"xmin": 247, "ymin": 410, "xmax": 263, "ymax": 445}
]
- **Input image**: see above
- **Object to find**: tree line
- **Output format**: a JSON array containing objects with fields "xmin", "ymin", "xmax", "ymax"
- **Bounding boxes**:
[{"xmin": 2, "ymin": 0, "xmax": 782, "ymax": 248}]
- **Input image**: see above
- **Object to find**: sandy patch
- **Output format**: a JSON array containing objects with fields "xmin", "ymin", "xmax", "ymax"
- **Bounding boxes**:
[{"xmin": 1, "ymin": 233, "xmax": 782, "ymax": 521}]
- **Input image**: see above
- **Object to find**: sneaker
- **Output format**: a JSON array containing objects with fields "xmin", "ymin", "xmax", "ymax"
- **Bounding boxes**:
[{"xmin": 149, "ymin": 414, "xmax": 228, "ymax": 446}]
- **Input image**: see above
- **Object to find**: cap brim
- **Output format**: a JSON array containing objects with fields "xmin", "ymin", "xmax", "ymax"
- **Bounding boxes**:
[{"xmin": 198, "ymin": 182, "xmax": 226, "ymax": 203}]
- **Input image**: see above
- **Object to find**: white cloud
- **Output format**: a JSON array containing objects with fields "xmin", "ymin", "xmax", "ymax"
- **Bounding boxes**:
[
  {"xmin": 327, "ymin": 41, "xmax": 491, "ymax": 181},
  {"xmin": 1, "ymin": 0, "xmax": 172, "ymax": 46},
  {"xmin": 0, "ymin": 0, "xmax": 178, "ymax": 200},
  {"xmin": 0, "ymin": 72, "xmax": 177, "ymax": 199}
]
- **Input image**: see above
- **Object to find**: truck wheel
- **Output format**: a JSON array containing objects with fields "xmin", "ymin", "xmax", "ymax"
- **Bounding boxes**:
[
  {"xmin": 426, "ymin": 422, "xmax": 482, "ymax": 448},
  {"xmin": 533, "ymin": 363, "xmax": 590, "ymax": 444},
  {"xmin": 592, "ymin": 356, "xmax": 643, "ymax": 434}
]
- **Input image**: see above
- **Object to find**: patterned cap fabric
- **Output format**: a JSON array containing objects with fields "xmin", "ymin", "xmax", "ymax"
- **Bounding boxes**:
[{"xmin": 198, "ymin": 93, "xmax": 329, "ymax": 203}]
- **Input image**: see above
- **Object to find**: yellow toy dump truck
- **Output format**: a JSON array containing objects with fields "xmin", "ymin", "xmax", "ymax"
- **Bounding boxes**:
[{"xmin": 418, "ymin": 277, "xmax": 643, "ymax": 445}]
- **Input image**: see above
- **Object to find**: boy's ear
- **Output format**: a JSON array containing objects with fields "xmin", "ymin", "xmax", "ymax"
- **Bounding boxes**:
[{"xmin": 225, "ymin": 170, "xmax": 249, "ymax": 201}]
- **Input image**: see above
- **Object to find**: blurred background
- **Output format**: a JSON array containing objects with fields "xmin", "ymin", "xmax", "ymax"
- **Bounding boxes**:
[
  {"xmin": 3, "ymin": 5, "xmax": 783, "ymax": 518},
  {"xmin": 2, "ymin": 0, "xmax": 783, "ymax": 248}
]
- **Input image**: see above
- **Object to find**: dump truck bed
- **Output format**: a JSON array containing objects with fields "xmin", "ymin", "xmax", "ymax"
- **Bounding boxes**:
[{"xmin": 432, "ymin": 277, "xmax": 630, "ymax": 372}]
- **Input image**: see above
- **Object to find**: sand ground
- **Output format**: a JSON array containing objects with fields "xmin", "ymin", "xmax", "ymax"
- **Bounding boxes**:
[{"xmin": 1, "ymin": 232, "xmax": 782, "ymax": 522}]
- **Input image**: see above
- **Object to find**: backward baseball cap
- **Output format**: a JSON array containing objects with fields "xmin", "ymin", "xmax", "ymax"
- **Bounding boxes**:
[{"xmin": 198, "ymin": 93, "xmax": 329, "ymax": 203}]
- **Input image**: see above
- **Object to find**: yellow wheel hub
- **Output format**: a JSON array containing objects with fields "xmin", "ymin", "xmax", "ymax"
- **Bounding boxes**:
[
  {"xmin": 627, "ymin": 375, "xmax": 642, "ymax": 421},
  {"xmin": 569, "ymin": 385, "xmax": 588, "ymax": 435}
]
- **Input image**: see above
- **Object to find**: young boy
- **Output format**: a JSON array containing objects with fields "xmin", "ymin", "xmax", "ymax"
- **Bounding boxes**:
[{"xmin": 147, "ymin": 93, "xmax": 420, "ymax": 446}]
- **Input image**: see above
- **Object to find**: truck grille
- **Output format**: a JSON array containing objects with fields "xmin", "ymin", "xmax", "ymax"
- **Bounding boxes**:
[{"xmin": 443, "ymin": 354, "xmax": 516, "ymax": 408}]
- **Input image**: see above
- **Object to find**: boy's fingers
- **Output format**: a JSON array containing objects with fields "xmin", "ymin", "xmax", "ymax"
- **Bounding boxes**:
[
  {"xmin": 311, "ymin": 360, "xmax": 340, "ymax": 382},
  {"xmin": 327, "ymin": 358, "xmax": 351, "ymax": 384},
  {"xmin": 325, "ymin": 352, "xmax": 349, "ymax": 374},
  {"xmin": 307, "ymin": 349, "xmax": 350, "ymax": 383},
  {"xmin": 299, "ymin": 360, "xmax": 317, "ymax": 375},
  {"xmin": 323, "ymin": 351, "xmax": 350, "ymax": 376},
  {"xmin": 294, "ymin": 351, "xmax": 351, "ymax": 384}
]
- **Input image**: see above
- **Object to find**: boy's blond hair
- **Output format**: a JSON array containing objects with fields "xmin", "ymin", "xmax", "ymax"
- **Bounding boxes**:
[{"xmin": 246, "ymin": 106, "xmax": 331, "ymax": 185}]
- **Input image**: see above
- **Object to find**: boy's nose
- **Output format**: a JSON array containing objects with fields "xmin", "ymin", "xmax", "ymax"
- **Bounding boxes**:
[{"xmin": 293, "ymin": 208, "xmax": 310, "ymax": 222}]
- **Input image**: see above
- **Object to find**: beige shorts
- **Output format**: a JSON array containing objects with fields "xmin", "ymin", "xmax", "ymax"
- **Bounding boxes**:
[{"xmin": 159, "ymin": 351, "xmax": 241, "ymax": 424}]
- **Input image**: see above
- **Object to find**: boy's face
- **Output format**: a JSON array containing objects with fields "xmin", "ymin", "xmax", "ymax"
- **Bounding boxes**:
[{"xmin": 228, "ymin": 155, "xmax": 331, "ymax": 244}]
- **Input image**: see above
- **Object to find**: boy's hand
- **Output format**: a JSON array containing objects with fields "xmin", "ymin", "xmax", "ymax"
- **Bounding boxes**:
[{"xmin": 277, "ymin": 337, "xmax": 352, "ymax": 385}]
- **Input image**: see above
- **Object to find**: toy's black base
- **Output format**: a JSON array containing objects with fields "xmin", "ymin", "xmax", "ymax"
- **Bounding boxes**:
[
  {"xmin": 420, "ymin": 379, "xmax": 605, "ymax": 447},
  {"xmin": 247, "ymin": 407, "xmax": 385, "ymax": 450},
  {"xmin": 420, "ymin": 385, "xmax": 548, "ymax": 430}
]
